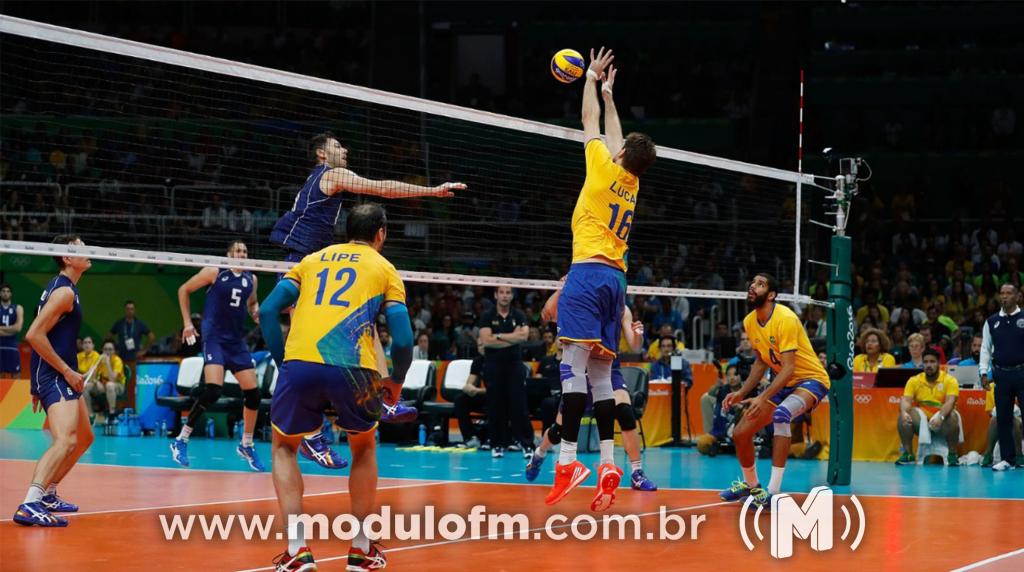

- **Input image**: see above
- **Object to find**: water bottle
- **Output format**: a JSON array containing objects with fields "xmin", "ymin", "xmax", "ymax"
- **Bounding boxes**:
[
  {"xmin": 234, "ymin": 420, "xmax": 244, "ymax": 440},
  {"xmin": 206, "ymin": 418, "xmax": 215, "ymax": 439},
  {"xmin": 418, "ymin": 424, "xmax": 427, "ymax": 446},
  {"xmin": 160, "ymin": 420, "xmax": 167, "ymax": 438}
]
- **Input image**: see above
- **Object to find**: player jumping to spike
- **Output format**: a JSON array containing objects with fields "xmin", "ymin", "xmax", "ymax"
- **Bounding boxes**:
[
  {"xmin": 270, "ymin": 131, "xmax": 465, "ymax": 469},
  {"xmin": 546, "ymin": 47, "xmax": 657, "ymax": 511},
  {"xmin": 718, "ymin": 273, "xmax": 832, "ymax": 509},
  {"xmin": 170, "ymin": 240, "xmax": 266, "ymax": 472}
]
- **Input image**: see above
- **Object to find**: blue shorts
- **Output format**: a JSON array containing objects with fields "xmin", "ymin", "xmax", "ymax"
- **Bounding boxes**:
[
  {"xmin": 271, "ymin": 360, "xmax": 382, "ymax": 436},
  {"xmin": 203, "ymin": 338, "xmax": 255, "ymax": 373},
  {"xmin": 0, "ymin": 344, "xmax": 20, "ymax": 374},
  {"xmin": 31, "ymin": 373, "xmax": 81, "ymax": 411},
  {"xmin": 770, "ymin": 379, "xmax": 829, "ymax": 410},
  {"xmin": 557, "ymin": 263, "xmax": 626, "ymax": 359}
]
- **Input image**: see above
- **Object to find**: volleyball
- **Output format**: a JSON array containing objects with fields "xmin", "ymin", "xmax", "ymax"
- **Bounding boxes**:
[{"xmin": 550, "ymin": 48, "xmax": 585, "ymax": 83}]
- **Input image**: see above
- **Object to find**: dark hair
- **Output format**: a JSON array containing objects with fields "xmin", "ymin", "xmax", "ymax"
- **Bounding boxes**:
[
  {"xmin": 125, "ymin": 300, "xmax": 135, "ymax": 306},
  {"xmin": 620, "ymin": 132, "xmax": 657, "ymax": 176},
  {"xmin": 226, "ymin": 239, "xmax": 245, "ymax": 253},
  {"xmin": 659, "ymin": 336, "xmax": 676, "ymax": 346},
  {"xmin": 756, "ymin": 272, "xmax": 779, "ymax": 295},
  {"xmin": 51, "ymin": 234, "xmax": 81, "ymax": 269},
  {"xmin": 922, "ymin": 347, "xmax": 941, "ymax": 361},
  {"xmin": 310, "ymin": 131, "xmax": 337, "ymax": 161},
  {"xmin": 0, "ymin": 283, "xmax": 10, "ymax": 292},
  {"xmin": 346, "ymin": 203, "xmax": 388, "ymax": 243}
]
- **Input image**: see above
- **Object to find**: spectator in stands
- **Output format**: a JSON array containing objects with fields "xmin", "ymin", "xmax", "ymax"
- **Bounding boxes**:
[
  {"xmin": 429, "ymin": 314, "xmax": 456, "ymax": 360},
  {"xmin": 1, "ymin": 191, "xmax": 25, "ymax": 241},
  {"xmin": 26, "ymin": 194, "xmax": 51, "ymax": 240},
  {"xmin": 891, "ymin": 297, "xmax": 924, "ymax": 335},
  {"xmin": 949, "ymin": 334, "xmax": 982, "ymax": 367},
  {"xmin": 76, "ymin": 336, "xmax": 99, "ymax": 380},
  {"xmin": 701, "ymin": 363, "xmax": 741, "ymax": 435},
  {"xmin": 902, "ymin": 333, "xmax": 926, "ymax": 369},
  {"xmin": 83, "ymin": 341, "xmax": 125, "ymax": 423},
  {"xmin": 997, "ymin": 228, "xmax": 1022, "ymax": 261},
  {"xmin": 542, "ymin": 329, "xmax": 557, "ymax": 357},
  {"xmin": 227, "ymin": 202, "xmax": 253, "ymax": 233},
  {"xmin": 1001, "ymin": 256, "xmax": 1023, "ymax": 288},
  {"xmin": 896, "ymin": 348, "xmax": 962, "ymax": 466},
  {"xmin": 454, "ymin": 355, "xmax": 488, "ymax": 449},
  {"xmin": 453, "ymin": 312, "xmax": 479, "ymax": 359},
  {"xmin": 922, "ymin": 277, "xmax": 946, "ymax": 310},
  {"xmin": 945, "ymin": 243, "xmax": 974, "ymax": 278},
  {"xmin": 412, "ymin": 332, "xmax": 430, "ymax": 361},
  {"xmin": 855, "ymin": 289, "xmax": 890, "ymax": 327},
  {"xmin": 108, "ymin": 300, "xmax": 154, "ymax": 387},
  {"xmin": 975, "ymin": 267, "xmax": 1000, "ymax": 309},
  {"xmin": 646, "ymin": 323, "xmax": 685, "ymax": 361},
  {"xmin": 944, "ymin": 279, "xmax": 973, "ymax": 324},
  {"xmin": 651, "ymin": 297, "xmax": 684, "ymax": 334},
  {"xmin": 649, "ymin": 337, "xmax": 684, "ymax": 381},
  {"xmin": 853, "ymin": 328, "xmax": 896, "ymax": 373},
  {"xmin": 890, "ymin": 324, "xmax": 909, "ymax": 364},
  {"xmin": 710, "ymin": 322, "xmax": 736, "ymax": 361},
  {"xmin": 202, "ymin": 194, "xmax": 228, "ymax": 229}
]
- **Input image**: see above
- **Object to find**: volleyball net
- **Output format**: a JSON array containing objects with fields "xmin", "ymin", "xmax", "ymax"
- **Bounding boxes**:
[{"xmin": 0, "ymin": 15, "xmax": 833, "ymax": 339}]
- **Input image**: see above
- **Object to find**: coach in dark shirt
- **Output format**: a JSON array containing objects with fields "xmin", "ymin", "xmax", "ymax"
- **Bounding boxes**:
[
  {"xmin": 980, "ymin": 284, "xmax": 1024, "ymax": 471},
  {"xmin": 478, "ymin": 286, "xmax": 531, "ymax": 458}
]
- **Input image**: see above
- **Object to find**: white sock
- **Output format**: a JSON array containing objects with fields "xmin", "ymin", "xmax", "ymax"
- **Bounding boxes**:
[
  {"xmin": 288, "ymin": 520, "xmax": 306, "ymax": 556},
  {"xmin": 24, "ymin": 484, "xmax": 45, "ymax": 504},
  {"xmin": 177, "ymin": 425, "xmax": 192, "ymax": 442},
  {"xmin": 631, "ymin": 460, "xmax": 642, "ymax": 473},
  {"xmin": 558, "ymin": 440, "xmax": 578, "ymax": 465},
  {"xmin": 534, "ymin": 445, "xmax": 547, "ymax": 458},
  {"xmin": 46, "ymin": 482, "xmax": 58, "ymax": 496},
  {"xmin": 742, "ymin": 465, "xmax": 759, "ymax": 487},
  {"xmin": 354, "ymin": 519, "xmax": 370, "ymax": 552},
  {"xmin": 242, "ymin": 432, "xmax": 254, "ymax": 447},
  {"xmin": 599, "ymin": 440, "xmax": 614, "ymax": 466},
  {"xmin": 768, "ymin": 466, "xmax": 785, "ymax": 494}
]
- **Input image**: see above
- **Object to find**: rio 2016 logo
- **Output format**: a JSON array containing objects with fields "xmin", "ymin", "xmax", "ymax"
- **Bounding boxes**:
[
  {"xmin": 845, "ymin": 305, "xmax": 856, "ymax": 372},
  {"xmin": 739, "ymin": 486, "xmax": 865, "ymax": 559}
]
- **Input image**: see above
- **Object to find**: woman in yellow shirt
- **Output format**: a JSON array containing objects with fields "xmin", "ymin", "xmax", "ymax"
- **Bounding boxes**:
[
  {"xmin": 853, "ymin": 328, "xmax": 897, "ymax": 373},
  {"xmin": 76, "ymin": 336, "xmax": 100, "ymax": 376},
  {"xmin": 83, "ymin": 341, "xmax": 125, "ymax": 422}
]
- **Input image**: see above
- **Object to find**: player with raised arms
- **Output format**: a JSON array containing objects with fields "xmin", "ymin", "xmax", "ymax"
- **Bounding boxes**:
[
  {"xmin": 270, "ymin": 131, "xmax": 464, "ymax": 469},
  {"xmin": 526, "ymin": 286, "xmax": 658, "ymax": 491},
  {"xmin": 169, "ymin": 240, "xmax": 265, "ymax": 471},
  {"xmin": 260, "ymin": 203, "xmax": 414, "ymax": 571},
  {"xmin": 546, "ymin": 47, "xmax": 657, "ymax": 511},
  {"xmin": 12, "ymin": 235, "xmax": 94, "ymax": 527},
  {"xmin": 718, "ymin": 273, "xmax": 832, "ymax": 508}
]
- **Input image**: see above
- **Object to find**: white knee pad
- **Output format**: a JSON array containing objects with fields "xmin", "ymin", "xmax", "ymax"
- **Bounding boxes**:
[
  {"xmin": 771, "ymin": 393, "xmax": 812, "ymax": 434},
  {"xmin": 588, "ymin": 357, "xmax": 614, "ymax": 402},
  {"xmin": 773, "ymin": 422, "xmax": 792, "ymax": 438},
  {"xmin": 560, "ymin": 343, "xmax": 590, "ymax": 395}
]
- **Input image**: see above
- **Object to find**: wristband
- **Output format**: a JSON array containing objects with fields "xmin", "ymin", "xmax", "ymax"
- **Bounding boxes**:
[{"xmin": 586, "ymin": 69, "xmax": 600, "ymax": 81}]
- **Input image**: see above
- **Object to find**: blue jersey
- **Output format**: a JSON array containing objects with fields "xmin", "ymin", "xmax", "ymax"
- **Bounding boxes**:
[
  {"xmin": 0, "ymin": 303, "xmax": 18, "ymax": 347},
  {"xmin": 201, "ymin": 269, "xmax": 255, "ymax": 342},
  {"xmin": 270, "ymin": 164, "xmax": 344, "ymax": 256},
  {"xmin": 29, "ymin": 275, "xmax": 82, "ymax": 382}
]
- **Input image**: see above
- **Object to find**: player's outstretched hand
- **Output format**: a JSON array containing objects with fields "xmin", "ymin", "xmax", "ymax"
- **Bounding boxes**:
[
  {"xmin": 602, "ymin": 65, "xmax": 617, "ymax": 97},
  {"xmin": 588, "ymin": 47, "xmax": 615, "ymax": 80},
  {"xmin": 432, "ymin": 182, "xmax": 466, "ymax": 197}
]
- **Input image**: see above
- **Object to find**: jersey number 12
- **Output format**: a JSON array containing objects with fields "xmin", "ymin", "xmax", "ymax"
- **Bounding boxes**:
[{"xmin": 314, "ymin": 268, "xmax": 357, "ymax": 307}]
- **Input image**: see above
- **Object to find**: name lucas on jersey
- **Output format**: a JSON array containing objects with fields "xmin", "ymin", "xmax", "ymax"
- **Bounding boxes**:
[{"xmin": 609, "ymin": 181, "xmax": 636, "ymax": 205}]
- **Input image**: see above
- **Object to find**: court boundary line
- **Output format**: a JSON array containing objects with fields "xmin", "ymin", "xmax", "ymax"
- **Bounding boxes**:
[
  {"xmin": 0, "ymin": 481, "xmax": 445, "ymax": 521},
  {"xmin": 233, "ymin": 499, "xmax": 733, "ymax": 572},
  {"xmin": 2, "ymin": 457, "xmax": 1022, "ymax": 502},
  {"xmin": 950, "ymin": 548, "xmax": 1024, "ymax": 572}
]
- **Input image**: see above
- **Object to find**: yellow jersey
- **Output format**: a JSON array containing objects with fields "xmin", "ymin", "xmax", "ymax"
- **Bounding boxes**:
[
  {"xmin": 571, "ymin": 139, "xmax": 639, "ymax": 271},
  {"xmin": 97, "ymin": 354, "xmax": 125, "ymax": 384},
  {"xmin": 743, "ymin": 303, "xmax": 830, "ymax": 388},
  {"xmin": 903, "ymin": 371, "xmax": 959, "ymax": 415},
  {"xmin": 283, "ymin": 243, "xmax": 406, "ymax": 370},
  {"xmin": 852, "ymin": 353, "xmax": 896, "ymax": 373},
  {"xmin": 77, "ymin": 350, "xmax": 100, "ymax": 376}
]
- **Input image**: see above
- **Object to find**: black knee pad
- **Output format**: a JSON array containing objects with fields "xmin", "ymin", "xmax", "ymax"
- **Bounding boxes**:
[
  {"xmin": 198, "ymin": 383, "xmax": 223, "ymax": 406},
  {"xmin": 548, "ymin": 423, "xmax": 562, "ymax": 445},
  {"xmin": 615, "ymin": 402, "xmax": 637, "ymax": 432},
  {"xmin": 243, "ymin": 387, "xmax": 261, "ymax": 411}
]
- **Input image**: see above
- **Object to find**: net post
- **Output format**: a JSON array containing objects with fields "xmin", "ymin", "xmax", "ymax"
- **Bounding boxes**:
[{"xmin": 826, "ymin": 227, "xmax": 854, "ymax": 485}]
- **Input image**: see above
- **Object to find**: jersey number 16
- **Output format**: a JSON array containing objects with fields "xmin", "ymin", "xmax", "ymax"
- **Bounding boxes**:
[{"xmin": 607, "ymin": 203, "xmax": 633, "ymax": 241}]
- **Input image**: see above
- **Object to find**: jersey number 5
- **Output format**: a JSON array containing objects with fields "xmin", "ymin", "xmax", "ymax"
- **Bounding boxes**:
[
  {"xmin": 314, "ymin": 268, "xmax": 357, "ymax": 307},
  {"xmin": 230, "ymin": 288, "xmax": 242, "ymax": 308},
  {"xmin": 607, "ymin": 203, "xmax": 633, "ymax": 241}
]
